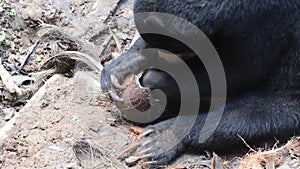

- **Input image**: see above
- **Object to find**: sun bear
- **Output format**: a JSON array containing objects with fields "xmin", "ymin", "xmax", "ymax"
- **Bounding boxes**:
[{"xmin": 101, "ymin": 0, "xmax": 300, "ymax": 165}]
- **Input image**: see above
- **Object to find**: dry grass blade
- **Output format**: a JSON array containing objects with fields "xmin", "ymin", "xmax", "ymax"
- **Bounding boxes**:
[
  {"xmin": 38, "ymin": 25, "xmax": 102, "ymax": 58},
  {"xmin": 73, "ymin": 140, "xmax": 127, "ymax": 169},
  {"xmin": 41, "ymin": 51, "xmax": 103, "ymax": 75},
  {"xmin": 239, "ymin": 137, "xmax": 300, "ymax": 169}
]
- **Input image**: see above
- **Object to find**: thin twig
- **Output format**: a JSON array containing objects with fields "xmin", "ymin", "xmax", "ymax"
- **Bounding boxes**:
[
  {"xmin": 238, "ymin": 134, "xmax": 256, "ymax": 152},
  {"xmin": 99, "ymin": 34, "xmax": 113, "ymax": 57},
  {"xmin": 19, "ymin": 40, "xmax": 40, "ymax": 69},
  {"xmin": 109, "ymin": 27, "xmax": 122, "ymax": 52}
]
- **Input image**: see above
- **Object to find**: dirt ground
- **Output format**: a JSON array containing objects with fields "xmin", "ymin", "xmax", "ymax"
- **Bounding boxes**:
[
  {"xmin": 0, "ymin": 0, "xmax": 299, "ymax": 169},
  {"xmin": 0, "ymin": 0, "xmax": 140, "ymax": 168}
]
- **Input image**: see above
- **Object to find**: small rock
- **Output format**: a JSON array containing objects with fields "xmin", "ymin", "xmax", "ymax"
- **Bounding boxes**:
[
  {"xmin": 0, "ymin": 108, "xmax": 4, "ymax": 117},
  {"xmin": 3, "ymin": 108, "xmax": 15, "ymax": 121},
  {"xmin": 11, "ymin": 14, "xmax": 26, "ymax": 30},
  {"xmin": 277, "ymin": 163, "xmax": 291, "ymax": 169},
  {"xmin": 35, "ymin": 48, "xmax": 45, "ymax": 54},
  {"xmin": 7, "ymin": 54, "xmax": 18, "ymax": 63},
  {"xmin": 53, "ymin": 104, "xmax": 60, "ymax": 110},
  {"xmin": 39, "ymin": 123, "xmax": 48, "ymax": 130},
  {"xmin": 65, "ymin": 162, "xmax": 77, "ymax": 169},
  {"xmin": 63, "ymin": 137, "xmax": 74, "ymax": 143},
  {"xmin": 125, "ymin": 156, "xmax": 140, "ymax": 165},
  {"xmin": 29, "ymin": 122, "xmax": 39, "ymax": 130},
  {"xmin": 41, "ymin": 100, "xmax": 50, "ymax": 108},
  {"xmin": 48, "ymin": 145, "xmax": 65, "ymax": 152},
  {"xmin": 116, "ymin": 32, "xmax": 128, "ymax": 40},
  {"xmin": 88, "ymin": 124, "xmax": 101, "ymax": 133},
  {"xmin": 23, "ymin": 6, "xmax": 43, "ymax": 21},
  {"xmin": 12, "ymin": 75, "xmax": 34, "ymax": 86}
]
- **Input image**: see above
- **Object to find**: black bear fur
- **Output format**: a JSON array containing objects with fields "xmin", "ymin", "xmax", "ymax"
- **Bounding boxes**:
[{"xmin": 101, "ymin": 0, "xmax": 300, "ymax": 165}]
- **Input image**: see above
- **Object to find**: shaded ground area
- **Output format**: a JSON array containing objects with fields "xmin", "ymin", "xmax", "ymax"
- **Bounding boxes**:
[{"xmin": 0, "ymin": 0, "xmax": 299, "ymax": 169}]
